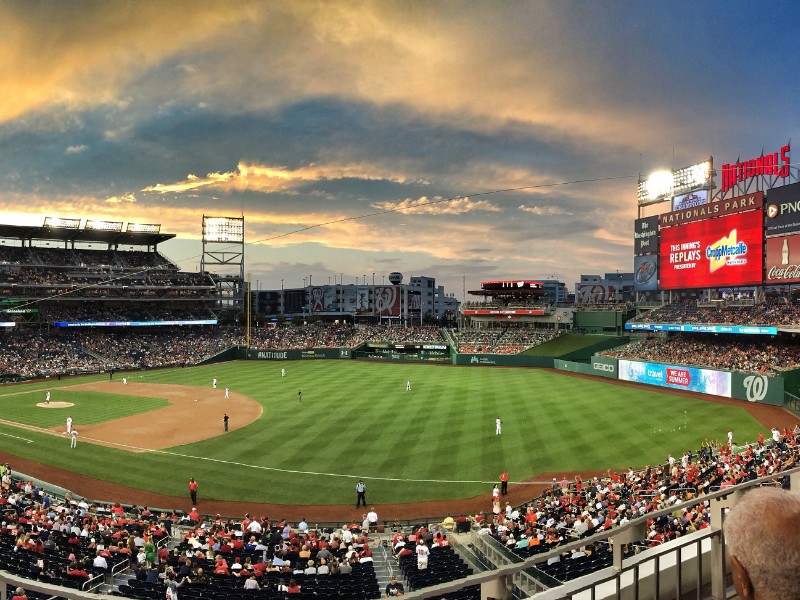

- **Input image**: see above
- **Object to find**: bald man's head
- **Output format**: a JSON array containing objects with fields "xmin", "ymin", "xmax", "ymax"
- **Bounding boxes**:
[{"xmin": 723, "ymin": 487, "xmax": 800, "ymax": 600}]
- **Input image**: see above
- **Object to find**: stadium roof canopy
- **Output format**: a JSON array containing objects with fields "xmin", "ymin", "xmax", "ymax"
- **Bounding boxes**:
[{"xmin": 0, "ymin": 223, "xmax": 175, "ymax": 246}]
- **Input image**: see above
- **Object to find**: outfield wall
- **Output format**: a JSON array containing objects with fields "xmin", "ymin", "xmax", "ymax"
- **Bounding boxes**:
[
  {"xmin": 452, "ymin": 353, "xmax": 552, "ymax": 367},
  {"xmin": 555, "ymin": 355, "xmax": 784, "ymax": 405},
  {"xmin": 243, "ymin": 348, "xmax": 352, "ymax": 360}
]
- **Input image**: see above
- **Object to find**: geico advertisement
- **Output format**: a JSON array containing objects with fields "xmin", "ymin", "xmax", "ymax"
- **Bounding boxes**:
[{"xmin": 659, "ymin": 212, "xmax": 763, "ymax": 290}]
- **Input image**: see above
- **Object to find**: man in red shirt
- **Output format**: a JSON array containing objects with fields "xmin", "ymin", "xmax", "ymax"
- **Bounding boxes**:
[
  {"xmin": 188, "ymin": 478, "xmax": 198, "ymax": 505},
  {"xmin": 499, "ymin": 471, "xmax": 509, "ymax": 496}
]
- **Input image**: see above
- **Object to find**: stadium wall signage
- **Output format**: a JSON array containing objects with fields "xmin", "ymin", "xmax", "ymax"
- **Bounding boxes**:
[
  {"xmin": 618, "ymin": 359, "xmax": 732, "ymax": 396},
  {"xmin": 248, "ymin": 348, "xmax": 353, "ymax": 360},
  {"xmin": 672, "ymin": 190, "xmax": 708, "ymax": 211},
  {"xmin": 721, "ymin": 143, "xmax": 790, "ymax": 194},
  {"xmin": 731, "ymin": 372, "xmax": 783, "ymax": 405},
  {"xmin": 765, "ymin": 234, "xmax": 800, "ymax": 283},
  {"xmin": 633, "ymin": 255, "xmax": 658, "ymax": 291},
  {"xmin": 765, "ymin": 182, "xmax": 800, "ymax": 236},
  {"xmin": 462, "ymin": 309, "xmax": 546, "ymax": 316},
  {"xmin": 658, "ymin": 192, "xmax": 763, "ymax": 228},
  {"xmin": 633, "ymin": 216, "xmax": 659, "ymax": 255},
  {"xmin": 658, "ymin": 211, "xmax": 763, "ymax": 290},
  {"xmin": 625, "ymin": 323, "xmax": 778, "ymax": 335},
  {"xmin": 590, "ymin": 356, "xmax": 617, "ymax": 378}
]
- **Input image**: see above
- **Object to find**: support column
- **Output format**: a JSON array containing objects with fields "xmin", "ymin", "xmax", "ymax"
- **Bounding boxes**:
[{"xmin": 481, "ymin": 574, "xmax": 511, "ymax": 600}]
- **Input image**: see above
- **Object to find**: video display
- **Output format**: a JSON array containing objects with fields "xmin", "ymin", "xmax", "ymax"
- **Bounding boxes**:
[{"xmin": 659, "ymin": 211, "xmax": 763, "ymax": 290}]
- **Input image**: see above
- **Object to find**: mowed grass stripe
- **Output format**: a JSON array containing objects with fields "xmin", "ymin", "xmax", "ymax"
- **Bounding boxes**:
[
  {"xmin": 0, "ymin": 390, "xmax": 167, "ymax": 428},
  {"xmin": 0, "ymin": 360, "xmax": 765, "ymax": 505}
]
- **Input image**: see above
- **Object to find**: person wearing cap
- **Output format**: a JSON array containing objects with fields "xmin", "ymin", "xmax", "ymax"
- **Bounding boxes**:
[
  {"xmin": 356, "ymin": 480, "xmax": 366, "ymax": 508},
  {"xmin": 385, "ymin": 574, "xmax": 405, "ymax": 596}
]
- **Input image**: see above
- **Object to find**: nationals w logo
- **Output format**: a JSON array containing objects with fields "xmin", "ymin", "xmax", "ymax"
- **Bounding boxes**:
[{"xmin": 742, "ymin": 374, "xmax": 768, "ymax": 402}]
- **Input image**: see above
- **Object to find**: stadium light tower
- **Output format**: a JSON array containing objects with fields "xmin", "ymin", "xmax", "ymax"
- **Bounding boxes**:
[{"xmin": 200, "ymin": 215, "xmax": 245, "ymax": 319}]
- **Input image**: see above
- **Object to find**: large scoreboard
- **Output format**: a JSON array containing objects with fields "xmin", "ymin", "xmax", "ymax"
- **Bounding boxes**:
[{"xmin": 658, "ymin": 211, "xmax": 764, "ymax": 290}]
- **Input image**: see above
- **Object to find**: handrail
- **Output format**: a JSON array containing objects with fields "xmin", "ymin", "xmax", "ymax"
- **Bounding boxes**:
[{"xmin": 397, "ymin": 465, "xmax": 800, "ymax": 598}]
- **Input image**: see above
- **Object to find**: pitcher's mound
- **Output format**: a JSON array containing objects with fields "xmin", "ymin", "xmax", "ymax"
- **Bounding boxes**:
[{"xmin": 36, "ymin": 402, "xmax": 74, "ymax": 408}]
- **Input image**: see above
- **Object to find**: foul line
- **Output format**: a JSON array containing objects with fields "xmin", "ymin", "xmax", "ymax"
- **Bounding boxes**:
[
  {"xmin": 0, "ymin": 414, "xmax": 550, "ymax": 486},
  {"xmin": 100, "ymin": 442, "xmax": 549, "ymax": 486},
  {"xmin": 0, "ymin": 432, "xmax": 33, "ymax": 444}
]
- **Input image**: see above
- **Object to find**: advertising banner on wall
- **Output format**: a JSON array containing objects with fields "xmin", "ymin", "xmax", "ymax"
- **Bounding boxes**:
[
  {"xmin": 730, "ymin": 372, "xmax": 783, "ymax": 405},
  {"xmin": 765, "ymin": 234, "xmax": 800, "ymax": 284},
  {"xmin": 660, "ymin": 192, "xmax": 763, "ymax": 228},
  {"xmin": 672, "ymin": 190, "xmax": 708, "ymax": 211},
  {"xmin": 374, "ymin": 285, "xmax": 401, "ymax": 316},
  {"xmin": 634, "ymin": 216, "xmax": 659, "ymax": 255},
  {"xmin": 658, "ymin": 211, "xmax": 764, "ymax": 290},
  {"xmin": 618, "ymin": 359, "xmax": 732, "ymax": 396},
  {"xmin": 590, "ymin": 356, "xmax": 618, "ymax": 379},
  {"xmin": 633, "ymin": 255, "xmax": 658, "ymax": 291},
  {"xmin": 575, "ymin": 284, "xmax": 618, "ymax": 303},
  {"xmin": 356, "ymin": 286, "xmax": 370, "ymax": 313},
  {"xmin": 310, "ymin": 286, "xmax": 325, "ymax": 312},
  {"xmin": 765, "ymin": 182, "xmax": 800, "ymax": 236}
]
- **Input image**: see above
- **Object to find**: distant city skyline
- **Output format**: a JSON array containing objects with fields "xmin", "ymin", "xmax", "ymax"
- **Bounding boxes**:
[{"xmin": 3, "ymin": 1, "xmax": 800, "ymax": 298}]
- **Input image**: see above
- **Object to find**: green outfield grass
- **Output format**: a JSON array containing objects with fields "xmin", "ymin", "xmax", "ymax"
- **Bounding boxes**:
[{"xmin": 0, "ymin": 361, "xmax": 765, "ymax": 506}]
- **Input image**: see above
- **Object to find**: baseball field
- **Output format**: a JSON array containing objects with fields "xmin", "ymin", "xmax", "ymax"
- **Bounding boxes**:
[{"xmin": 0, "ymin": 360, "xmax": 786, "ymax": 519}]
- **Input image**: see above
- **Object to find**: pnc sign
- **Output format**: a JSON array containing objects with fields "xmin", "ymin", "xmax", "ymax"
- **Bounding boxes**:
[{"xmin": 721, "ymin": 143, "xmax": 790, "ymax": 194}]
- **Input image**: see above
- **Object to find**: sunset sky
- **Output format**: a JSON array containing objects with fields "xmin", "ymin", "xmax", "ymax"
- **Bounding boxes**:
[{"xmin": 2, "ymin": 1, "xmax": 800, "ymax": 297}]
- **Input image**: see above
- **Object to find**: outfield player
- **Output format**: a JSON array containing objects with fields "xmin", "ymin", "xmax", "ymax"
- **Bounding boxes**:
[
  {"xmin": 213, "ymin": 378, "xmax": 217, "ymax": 389},
  {"xmin": 495, "ymin": 416, "xmax": 502, "ymax": 435},
  {"xmin": 406, "ymin": 380, "xmax": 411, "ymax": 391}
]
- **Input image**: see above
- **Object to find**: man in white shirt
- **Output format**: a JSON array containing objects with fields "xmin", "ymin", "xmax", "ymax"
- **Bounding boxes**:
[
  {"xmin": 247, "ymin": 519, "xmax": 263, "ymax": 535},
  {"xmin": 367, "ymin": 508, "xmax": 378, "ymax": 530},
  {"xmin": 415, "ymin": 542, "xmax": 430, "ymax": 569}
]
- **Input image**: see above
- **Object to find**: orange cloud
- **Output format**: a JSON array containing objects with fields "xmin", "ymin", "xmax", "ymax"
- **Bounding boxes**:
[{"xmin": 141, "ymin": 161, "xmax": 415, "ymax": 195}]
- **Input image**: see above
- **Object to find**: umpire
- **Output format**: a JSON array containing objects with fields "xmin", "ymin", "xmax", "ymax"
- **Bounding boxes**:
[{"xmin": 356, "ymin": 479, "xmax": 366, "ymax": 508}]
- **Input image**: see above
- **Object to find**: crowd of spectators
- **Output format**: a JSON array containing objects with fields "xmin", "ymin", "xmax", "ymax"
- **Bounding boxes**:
[
  {"xmin": 45, "ymin": 305, "xmax": 216, "ymax": 323},
  {"xmin": 249, "ymin": 324, "xmax": 446, "ymax": 351},
  {"xmin": 632, "ymin": 297, "xmax": 800, "ymax": 327},
  {"xmin": 451, "ymin": 328, "xmax": 559, "ymax": 354},
  {"xmin": 0, "ymin": 246, "xmax": 176, "ymax": 271},
  {"xmin": 3, "ymin": 424, "xmax": 799, "ymax": 597},
  {"xmin": 602, "ymin": 335, "xmax": 800, "ymax": 375},
  {"xmin": 0, "ymin": 329, "xmax": 244, "ymax": 378},
  {"xmin": 0, "ymin": 467, "xmax": 172, "ymax": 594},
  {"xmin": 475, "ymin": 428, "xmax": 800, "ymax": 585}
]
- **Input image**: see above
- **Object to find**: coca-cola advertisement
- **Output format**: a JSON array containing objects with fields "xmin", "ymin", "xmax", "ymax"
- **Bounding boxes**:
[{"xmin": 765, "ymin": 234, "xmax": 800, "ymax": 283}]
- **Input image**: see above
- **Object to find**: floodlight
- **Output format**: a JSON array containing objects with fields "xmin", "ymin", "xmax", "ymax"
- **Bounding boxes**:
[
  {"xmin": 44, "ymin": 216, "xmax": 81, "ymax": 229},
  {"xmin": 86, "ymin": 220, "xmax": 123, "ymax": 232},
  {"xmin": 126, "ymin": 223, "xmax": 161, "ymax": 233}
]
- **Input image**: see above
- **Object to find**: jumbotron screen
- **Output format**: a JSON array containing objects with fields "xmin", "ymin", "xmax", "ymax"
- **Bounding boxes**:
[{"xmin": 659, "ymin": 211, "xmax": 763, "ymax": 290}]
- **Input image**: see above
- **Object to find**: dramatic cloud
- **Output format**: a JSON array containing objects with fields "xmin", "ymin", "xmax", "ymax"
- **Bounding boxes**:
[{"xmin": 1, "ymin": 1, "xmax": 797, "ymax": 296}]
